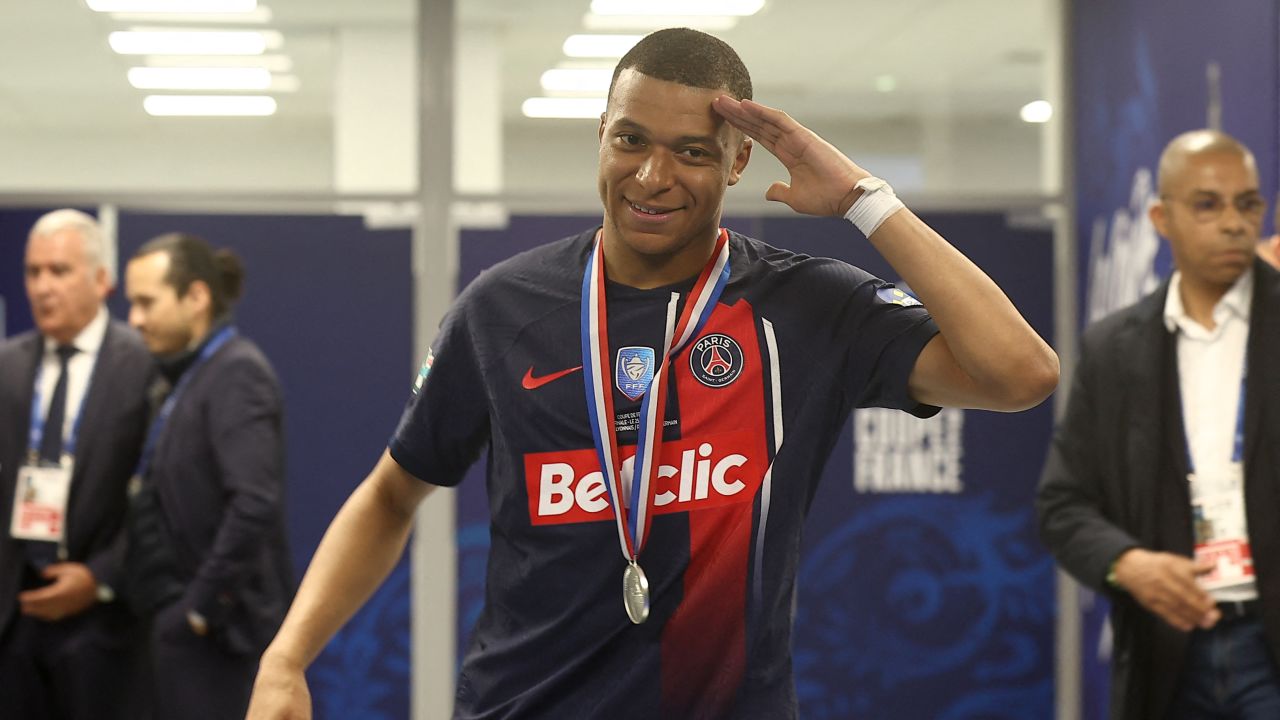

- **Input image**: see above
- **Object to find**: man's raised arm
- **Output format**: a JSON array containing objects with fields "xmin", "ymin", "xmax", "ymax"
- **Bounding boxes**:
[{"xmin": 712, "ymin": 96, "xmax": 1058, "ymax": 412}]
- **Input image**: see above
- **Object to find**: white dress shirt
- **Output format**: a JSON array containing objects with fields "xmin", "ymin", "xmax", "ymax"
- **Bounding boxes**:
[
  {"xmin": 1163, "ymin": 269, "xmax": 1256, "ymax": 601},
  {"xmin": 36, "ymin": 306, "xmax": 109, "ymax": 457}
]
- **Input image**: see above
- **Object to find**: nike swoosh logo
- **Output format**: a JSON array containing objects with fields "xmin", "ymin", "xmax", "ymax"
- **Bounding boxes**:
[{"xmin": 522, "ymin": 365, "xmax": 583, "ymax": 390}]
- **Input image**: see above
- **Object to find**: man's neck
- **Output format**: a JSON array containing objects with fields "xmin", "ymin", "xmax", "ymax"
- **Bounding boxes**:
[
  {"xmin": 600, "ymin": 230, "xmax": 719, "ymax": 290},
  {"xmin": 186, "ymin": 315, "xmax": 213, "ymax": 351},
  {"xmin": 45, "ymin": 307, "xmax": 102, "ymax": 346},
  {"xmin": 1178, "ymin": 276, "xmax": 1231, "ymax": 331}
]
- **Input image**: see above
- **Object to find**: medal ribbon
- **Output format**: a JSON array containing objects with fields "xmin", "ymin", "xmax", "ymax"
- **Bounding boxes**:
[{"xmin": 581, "ymin": 229, "xmax": 731, "ymax": 562}]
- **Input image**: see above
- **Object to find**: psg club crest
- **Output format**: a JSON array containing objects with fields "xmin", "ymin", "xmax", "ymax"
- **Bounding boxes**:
[
  {"xmin": 615, "ymin": 346, "xmax": 655, "ymax": 401},
  {"xmin": 689, "ymin": 333, "xmax": 743, "ymax": 388}
]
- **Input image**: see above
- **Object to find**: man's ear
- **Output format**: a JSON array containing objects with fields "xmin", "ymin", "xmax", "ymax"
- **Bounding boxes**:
[
  {"xmin": 598, "ymin": 112, "xmax": 607, "ymax": 143},
  {"xmin": 185, "ymin": 279, "xmax": 213, "ymax": 315},
  {"xmin": 92, "ymin": 264, "xmax": 111, "ymax": 299},
  {"xmin": 1149, "ymin": 198, "xmax": 1169, "ymax": 238},
  {"xmin": 727, "ymin": 137, "xmax": 753, "ymax": 186}
]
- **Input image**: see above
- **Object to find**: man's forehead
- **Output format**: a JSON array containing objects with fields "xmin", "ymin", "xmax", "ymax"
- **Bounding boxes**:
[
  {"xmin": 1165, "ymin": 151, "xmax": 1258, "ymax": 193},
  {"xmin": 26, "ymin": 230, "xmax": 84, "ymax": 261}
]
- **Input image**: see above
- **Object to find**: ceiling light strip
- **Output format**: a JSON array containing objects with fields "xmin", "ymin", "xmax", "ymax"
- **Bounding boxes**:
[
  {"xmin": 89, "ymin": 0, "xmax": 256, "ymax": 12},
  {"xmin": 589, "ymin": 0, "xmax": 764, "ymax": 17},
  {"xmin": 143, "ymin": 95, "xmax": 277, "ymax": 116},
  {"xmin": 109, "ymin": 30, "xmax": 280, "ymax": 55}
]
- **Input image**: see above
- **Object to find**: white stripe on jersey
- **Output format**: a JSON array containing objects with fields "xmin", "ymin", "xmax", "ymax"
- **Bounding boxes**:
[{"xmin": 754, "ymin": 318, "xmax": 783, "ymax": 608}]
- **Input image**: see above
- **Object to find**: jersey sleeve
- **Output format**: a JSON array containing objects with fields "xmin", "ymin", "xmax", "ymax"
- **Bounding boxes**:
[
  {"xmin": 388, "ymin": 290, "xmax": 491, "ymax": 486},
  {"xmin": 833, "ymin": 268, "xmax": 940, "ymax": 418}
]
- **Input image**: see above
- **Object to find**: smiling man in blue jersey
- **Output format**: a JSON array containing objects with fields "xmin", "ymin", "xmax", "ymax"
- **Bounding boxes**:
[{"xmin": 247, "ymin": 28, "xmax": 1059, "ymax": 719}]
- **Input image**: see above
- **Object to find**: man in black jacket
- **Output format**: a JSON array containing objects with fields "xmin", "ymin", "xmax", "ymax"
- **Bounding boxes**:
[
  {"xmin": 1039, "ymin": 130, "xmax": 1280, "ymax": 719},
  {"xmin": 0, "ymin": 209, "xmax": 152, "ymax": 719},
  {"xmin": 124, "ymin": 232, "xmax": 292, "ymax": 720}
]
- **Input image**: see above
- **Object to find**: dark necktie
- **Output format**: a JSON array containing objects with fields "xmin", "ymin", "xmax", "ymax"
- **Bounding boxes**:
[
  {"xmin": 24, "ymin": 344, "xmax": 77, "ymax": 571},
  {"xmin": 38, "ymin": 345, "xmax": 78, "ymax": 463}
]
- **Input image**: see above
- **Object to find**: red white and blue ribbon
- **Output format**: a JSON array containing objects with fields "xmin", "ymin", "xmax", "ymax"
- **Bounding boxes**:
[{"xmin": 580, "ymin": 229, "xmax": 731, "ymax": 562}]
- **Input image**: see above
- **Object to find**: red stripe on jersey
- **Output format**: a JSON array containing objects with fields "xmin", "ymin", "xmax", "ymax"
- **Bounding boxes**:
[{"xmin": 661, "ymin": 300, "xmax": 765, "ymax": 718}]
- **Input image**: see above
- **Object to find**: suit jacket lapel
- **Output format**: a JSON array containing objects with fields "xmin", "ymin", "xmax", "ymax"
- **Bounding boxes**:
[
  {"xmin": 1245, "ymin": 260, "xmax": 1279, "ymax": 470},
  {"xmin": 1126, "ymin": 287, "xmax": 1170, "ymax": 459},
  {"xmin": 72, "ymin": 321, "xmax": 117, "ymax": 470},
  {"xmin": 15, "ymin": 334, "xmax": 41, "ymax": 460},
  {"xmin": 65, "ymin": 320, "xmax": 119, "ymax": 525},
  {"xmin": 1120, "ymin": 284, "xmax": 1179, "ymax": 544}
]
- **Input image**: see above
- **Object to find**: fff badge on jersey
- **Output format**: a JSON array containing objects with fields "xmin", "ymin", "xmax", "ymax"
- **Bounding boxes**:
[{"xmin": 615, "ymin": 346, "xmax": 655, "ymax": 401}]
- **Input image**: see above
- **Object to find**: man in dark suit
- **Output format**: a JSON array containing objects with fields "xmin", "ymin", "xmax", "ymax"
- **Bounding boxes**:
[
  {"xmin": 123, "ymin": 232, "xmax": 292, "ymax": 720},
  {"xmin": 1039, "ymin": 130, "xmax": 1280, "ymax": 719},
  {"xmin": 0, "ymin": 209, "xmax": 152, "ymax": 719}
]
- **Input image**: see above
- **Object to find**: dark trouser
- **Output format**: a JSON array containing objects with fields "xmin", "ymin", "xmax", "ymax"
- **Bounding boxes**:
[
  {"xmin": 0, "ymin": 589, "xmax": 143, "ymax": 720},
  {"xmin": 1167, "ymin": 612, "xmax": 1280, "ymax": 720},
  {"xmin": 145, "ymin": 600, "xmax": 257, "ymax": 720}
]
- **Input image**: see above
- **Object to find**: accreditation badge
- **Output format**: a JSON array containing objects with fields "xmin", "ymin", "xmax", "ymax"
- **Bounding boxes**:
[
  {"xmin": 9, "ymin": 464, "xmax": 71, "ymax": 542},
  {"xmin": 1189, "ymin": 462, "xmax": 1254, "ymax": 591}
]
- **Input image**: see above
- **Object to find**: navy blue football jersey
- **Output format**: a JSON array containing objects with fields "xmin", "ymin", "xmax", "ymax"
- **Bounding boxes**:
[{"xmin": 390, "ymin": 228, "xmax": 939, "ymax": 719}]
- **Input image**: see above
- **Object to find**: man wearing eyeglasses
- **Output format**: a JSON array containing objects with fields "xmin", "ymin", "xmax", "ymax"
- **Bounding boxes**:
[{"xmin": 1038, "ymin": 129, "xmax": 1280, "ymax": 720}]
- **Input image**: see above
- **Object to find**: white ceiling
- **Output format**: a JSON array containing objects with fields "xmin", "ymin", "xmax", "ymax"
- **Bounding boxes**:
[
  {"xmin": 0, "ymin": 0, "xmax": 1054, "ymax": 200},
  {"xmin": 0, "ymin": 0, "xmax": 1052, "ymax": 127}
]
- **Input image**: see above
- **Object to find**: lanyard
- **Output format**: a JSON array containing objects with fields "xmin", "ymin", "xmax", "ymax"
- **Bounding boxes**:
[
  {"xmin": 1182, "ymin": 363, "xmax": 1247, "ymax": 473},
  {"xmin": 580, "ymin": 229, "xmax": 731, "ymax": 563},
  {"xmin": 133, "ymin": 326, "xmax": 237, "ymax": 481},
  {"xmin": 27, "ymin": 345, "xmax": 99, "ymax": 462}
]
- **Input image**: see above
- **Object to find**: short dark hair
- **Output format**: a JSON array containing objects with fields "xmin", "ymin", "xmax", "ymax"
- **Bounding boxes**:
[
  {"xmin": 134, "ymin": 233, "xmax": 244, "ymax": 318},
  {"xmin": 608, "ymin": 28, "xmax": 752, "ymax": 104}
]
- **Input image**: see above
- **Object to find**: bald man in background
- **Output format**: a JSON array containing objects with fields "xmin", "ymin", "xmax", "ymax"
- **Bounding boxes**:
[
  {"xmin": 1039, "ymin": 131, "xmax": 1280, "ymax": 719},
  {"xmin": 0, "ymin": 210, "xmax": 153, "ymax": 719}
]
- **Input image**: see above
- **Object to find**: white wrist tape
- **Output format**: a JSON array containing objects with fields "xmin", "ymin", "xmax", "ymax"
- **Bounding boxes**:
[{"xmin": 843, "ymin": 176, "xmax": 905, "ymax": 238}]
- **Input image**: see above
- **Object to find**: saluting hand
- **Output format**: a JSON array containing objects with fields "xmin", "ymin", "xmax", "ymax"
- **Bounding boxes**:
[
  {"xmin": 17, "ymin": 561, "xmax": 98, "ymax": 621},
  {"xmin": 712, "ymin": 96, "xmax": 871, "ymax": 217},
  {"xmin": 1112, "ymin": 548, "xmax": 1220, "ymax": 632}
]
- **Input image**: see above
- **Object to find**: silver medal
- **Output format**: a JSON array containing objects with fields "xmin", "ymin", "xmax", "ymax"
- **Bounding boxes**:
[{"xmin": 623, "ymin": 561, "xmax": 650, "ymax": 624}]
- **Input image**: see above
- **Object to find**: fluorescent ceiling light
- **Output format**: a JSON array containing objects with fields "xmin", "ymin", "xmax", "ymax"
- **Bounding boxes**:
[
  {"xmin": 143, "ymin": 95, "xmax": 277, "ymax": 116},
  {"xmin": 522, "ymin": 97, "xmax": 607, "ymax": 119},
  {"xmin": 109, "ymin": 30, "xmax": 281, "ymax": 55},
  {"xmin": 128, "ymin": 66, "xmax": 271, "ymax": 90},
  {"xmin": 540, "ymin": 68, "xmax": 613, "ymax": 93},
  {"xmin": 1020, "ymin": 100, "xmax": 1053, "ymax": 123},
  {"xmin": 89, "ymin": 0, "xmax": 256, "ymax": 11},
  {"xmin": 590, "ymin": 0, "xmax": 764, "ymax": 16},
  {"xmin": 143, "ymin": 53, "xmax": 292, "ymax": 72},
  {"xmin": 563, "ymin": 34, "xmax": 642, "ymax": 58},
  {"xmin": 109, "ymin": 7, "xmax": 272, "ymax": 23},
  {"xmin": 583, "ymin": 13, "xmax": 738, "ymax": 31}
]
